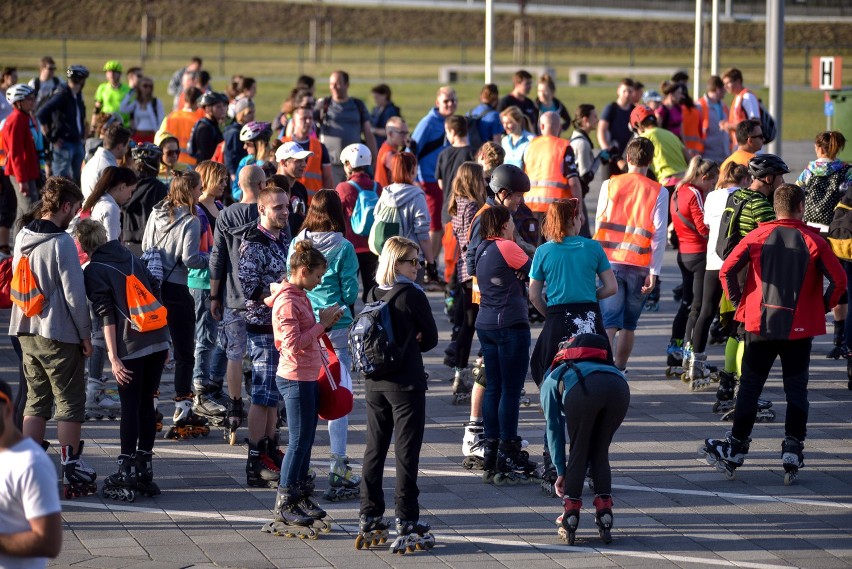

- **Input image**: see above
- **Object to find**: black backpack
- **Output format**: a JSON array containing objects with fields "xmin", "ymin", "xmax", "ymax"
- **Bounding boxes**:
[
  {"xmin": 804, "ymin": 164, "xmax": 851, "ymax": 227},
  {"xmin": 758, "ymin": 100, "xmax": 777, "ymax": 144},
  {"xmin": 715, "ymin": 191, "xmax": 756, "ymax": 261},
  {"xmin": 465, "ymin": 108, "xmax": 489, "ymax": 153},
  {"xmin": 348, "ymin": 284, "xmax": 412, "ymax": 379}
]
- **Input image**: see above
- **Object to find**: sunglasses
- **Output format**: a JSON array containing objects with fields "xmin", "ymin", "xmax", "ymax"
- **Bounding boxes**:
[
  {"xmin": 398, "ymin": 258, "xmax": 422, "ymax": 267},
  {"xmin": 165, "ymin": 150, "xmax": 180, "ymax": 157}
]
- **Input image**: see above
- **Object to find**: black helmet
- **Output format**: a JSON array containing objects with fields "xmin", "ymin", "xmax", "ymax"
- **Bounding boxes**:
[
  {"xmin": 131, "ymin": 142, "xmax": 162, "ymax": 175},
  {"xmin": 66, "ymin": 65, "xmax": 90, "ymax": 81},
  {"xmin": 199, "ymin": 91, "xmax": 228, "ymax": 108},
  {"xmin": 747, "ymin": 154, "xmax": 790, "ymax": 180},
  {"xmin": 489, "ymin": 164, "xmax": 530, "ymax": 196}
]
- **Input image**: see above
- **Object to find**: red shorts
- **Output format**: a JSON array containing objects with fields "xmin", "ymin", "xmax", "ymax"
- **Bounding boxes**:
[{"xmin": 420, "ymin": 181, "xmax": 443, "ymax": 232}]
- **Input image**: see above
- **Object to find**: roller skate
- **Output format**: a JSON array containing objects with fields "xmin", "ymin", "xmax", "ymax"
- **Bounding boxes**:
[
  {"xmin": 451, "ymin": 368, "xmax": 472, "ymax": 405},
  {"xmin": 60, "ymin": 441, "xmax": 98, "ymax": 499},
  {"xmin": 192, "ymin": 386, "xmax": 228, "ymax": 427},
  {"xmin": 665, "ymin": 340, "xmax": 684, "ymax": 378},
  {"xmin": 699, "ymin": 433, "xmax": 750, "ymax": 480},
  {"xmin": 537, "ymin": 448, "xmax": 558, "ymax": 497},
  {"xmin": 711, "ymin": 371, "xmax": 737, "ymax": 414},
  {"xmin": 323, "ymin": 454, "xmax": 360, "ymax": 501},
  {"xmin": 826, "ymin": 320, "xmax": 848, "ymax": 359},
  {"xmin": 354, "ymin": 515, "xmax": 390, "ymax": 550},
  {"xmin": 298, "ymin": 479, "xmax": 332, "ymax": 533},
  {"xmin": 133, "ymin": 450, "xmax": 161, "ymax": 496},
  {"xmin": 593, "ymin": 494, "xmax": 614, "ymax": 544},
  {"xmin": 102, "ymin": 455, "xmax": 136, "ymax": 502},
  {"xmin": 781, "ymin": 436, "xmax": 805, "ymax": 486},
  {"xmin": 519, "ymin": 388, "xmax": 531, "ymax": 407},
  {"xmin": 557, "ymin": 497, "xmax": 582, "ymax": 545},
  {"xmin": 164, "ymin": 397, "xmax": 210, "ymax": 440},
  {"xmin": 153, "ymin": 390, "xmax": 163, "ymax": 432},
  {"xmin": 261, "ymin": 486, "xmax": 318, "ymax": 539},
  {"xmin": 461, "ymin": 421, "xmax": 485, "ymax": 470},
  {"xmin": 492, "ymin": 437, "xmax": 537, "ymax": 485},
  {"xmin": 85, "ymin": 376, "xmax": 120, "ymax": 420},
  {"xmin": 481, "ymin": 438, "xmax": 499, "ymax": 484},
  {"xmin": 684, "ymin": 351, "xmax": 718, "ymax": 391},
  {"xmin": 720, "ymin": 398, "xmax": 775, "ymax": 422},
  {"xmin": 263, "ymin": 436, "xmax": 285, "ymax": 471},
  {"xmin": 246, "ymin": 439, "xmax": 279, "ymax": 488},
  {"xmin": 225, "ymin": 397, "xmax": 244, "ymax": 445},
  {"xmin": 389, "ymin": 519, "xmax": 435, "ymax": 554}
]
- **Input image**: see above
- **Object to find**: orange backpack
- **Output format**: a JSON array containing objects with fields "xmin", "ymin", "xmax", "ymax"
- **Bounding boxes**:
[
  {"xmin": 10, "ymin": 256, "xmax": 46, "ymax": 317},
  {"xmin": 92, "ymin": 257, "xmax": 168, "ymax": 333}
]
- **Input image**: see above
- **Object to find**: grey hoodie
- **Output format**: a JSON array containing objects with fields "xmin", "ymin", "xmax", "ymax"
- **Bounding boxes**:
[
  {"xmin": 378, "ymin": 182, "xmax": 431, "ymax": 245},
  {"xmin": 8, "ymin": 220, "xmax": 92, "ymax": 345},
  {"xmin": 141, "ymin": 202, "xmax": 207, "ymax": 285}
]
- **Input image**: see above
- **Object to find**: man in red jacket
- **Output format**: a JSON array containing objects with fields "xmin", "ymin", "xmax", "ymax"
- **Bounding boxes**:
[
  {"xmin": 1, "ymin": 84, "xmax": 41, "ymax": 248},
  {"xmin": 701, "ymin": 183, "xmax": 846, "ymax": 483}
]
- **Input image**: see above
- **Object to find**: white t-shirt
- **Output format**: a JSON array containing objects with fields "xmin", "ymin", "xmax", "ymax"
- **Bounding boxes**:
[
  {"xmin": 81, "ymin": 146, "xmax": 118, "ymax": 199},
  {"xmin": 0, "ymin": 438, "xmax": 61, "ymax": 569},
  {"xmin": 704, "ymin": 186, "xmax": 738, "ymax": 271},
  {"xmin": 91, "ymin": 193, "xmax": 122, "ymax": 241}
]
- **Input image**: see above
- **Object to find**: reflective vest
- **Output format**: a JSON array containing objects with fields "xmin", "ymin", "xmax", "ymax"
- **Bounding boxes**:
[
  {"xmin": 375, "ymin": 142, "xmax": 395, "ymax": 188},
  {"xmin": 593, "ymin": 173, "xmax": 661, "ymax": 268},
  {"xmin": 158, "ymin": 110, "xmax": 199, "ymax": 166},
  {"xmin": 524, "ymin": 136, "xmax": 573, "ymax": 213},
  {"xmin": 680, "ymin": 105, "xmax": 704, "ymax": 154},
  {"xmin": 729, "ymin": 88, "xmax": 754, "ymax": 149},
  {"xmin": 282, "ymin": 136, "xmax": 323, "ymax": 202}
]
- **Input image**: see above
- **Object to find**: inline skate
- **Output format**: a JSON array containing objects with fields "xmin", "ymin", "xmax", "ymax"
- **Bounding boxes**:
[
  {"xmin": 261, "ymin": 486, "xmax": 318, "ymax": 539},
  {"xmin": 481, "ymin": 438, "xmax": 499, "ymax": 484},
  {"xmin": 826, "ymin": 320, "xmax": 849, "ymax": 359},
  {"xmin": 61, "ymin": 441, "xmax": 98, "ymax": 498},
  {"xmin": 389, "ymin": 519, "xmax": 435, "ymax": 554},
  {"xmin": 684, "ymin": 351, "xmax": 718, "ymax": 391},
  {"xmin": 699, "ymin": 433, "xmax": 750, "ymax": 480},
  {"xmin": 537, "ymin": 448, "xmax": 558, "ymax": 497},
  {"xmin": 102, "ymin": 454, "xmax": 136, "ymax": 502},
  {"xmin": 713, "ymin": 371, "xmax": 775, "ymax": 422},
  {"xmin": 164, "ymin": 397, "xmax": 210, "ymax": 440},
  {"xmin": 354, "ymin": 515, "xmax": 390, "ymax": 550},
  {"xmin": 246, "ymin": 439, "xmax": 279, "ymax": 488},
  {"xmin": 451, "ymin": 367, "xmax": 472, "ymax": 405},
  {"xmin": 593, "ymin": 494, "xmax": 614, "ymax": 544},
  {"xmin": 781, "ymin": 436, "xmax": 805, "ymax": 485},
  {"xmin": 262, "ymin": 436, "xmax": 285, "ymax": 471},
  {"xmin": 519, "ymin": 388, "xmax": 531, "ymax": 407},
  {"xmin": 708, "ymin": 315, "xmax": 728, "ymax": 345},
  {"xmin": 225, "ymin": 397, "xmax": 244, "ymax": 445},
  {"xmin": 85, "ymin": 376, "xmax": 120, "ymax": 420},
  {"xmin": 644, "ymin": 279, "xmax": 660, "ymax": 312},
  {"xmin": 492, "ymin": 437, "xmax": 537, "ymax": 485},
  {"xmin": 298, "ymin": 479, "xmax": 332, "ymax": 533},
  {"xmin": 665, "ymin": 339, "xmax": 684, "ymax": 378},
  {"xmin": 461, "ymin": 421, "xmax": 484, "ymax": 470},
  {"xmin": 323, "ymin": 454, "xmax": 360, "ymax": 501},
  {"xmin": 557, "ymin": 497, "xmax": 582, "ymax": 545},
  {"xmin": 471, "ymin": 355, "xmax": 485, "ymax": 385},
  {"xmin": 134, "ymin": 450, "xmax": 161, "ymax": 496},
  {"xmin": 192, "ymin": 386, "xmax": 227, "ymax": 427}
]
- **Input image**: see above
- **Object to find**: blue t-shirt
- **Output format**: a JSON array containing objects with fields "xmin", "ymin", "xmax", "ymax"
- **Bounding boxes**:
[
  {"xmin": 530, "ymin": 236, "xmax": 610, "ymax": 305},
  {"xmin": 469, "ymin": 103, "xmax": 504, "ymax": 144}
]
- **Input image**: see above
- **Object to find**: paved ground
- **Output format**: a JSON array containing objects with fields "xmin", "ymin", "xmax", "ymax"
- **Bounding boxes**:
[{"xmin": 2, "ymin": 142, "xmax": 851, "ymax": 569}]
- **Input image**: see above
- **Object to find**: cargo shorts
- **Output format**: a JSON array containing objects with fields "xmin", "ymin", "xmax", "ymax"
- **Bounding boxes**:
[{"xmin": 20, "ymin": 335, "xmax": 86, "ymax": 422}]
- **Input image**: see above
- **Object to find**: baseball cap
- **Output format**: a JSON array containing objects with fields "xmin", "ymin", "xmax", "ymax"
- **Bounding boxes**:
[
  {"xmin": 275, "ymin": 141, "xmax": 314, "ymax": 162},
  {"xmin": 233, "ymin": 97, "xmax": 255, "ymax": 117}
]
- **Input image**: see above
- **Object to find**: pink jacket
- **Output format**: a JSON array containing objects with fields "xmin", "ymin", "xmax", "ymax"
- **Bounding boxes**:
[{"xmin": 266, "ymin": 280, "xmax": 326, "ymax": 381}]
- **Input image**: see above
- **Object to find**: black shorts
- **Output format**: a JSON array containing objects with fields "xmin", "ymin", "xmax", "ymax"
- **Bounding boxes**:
[{"xmin": 0, "ymin": 172, "xmax": 17, "ymax": 229}]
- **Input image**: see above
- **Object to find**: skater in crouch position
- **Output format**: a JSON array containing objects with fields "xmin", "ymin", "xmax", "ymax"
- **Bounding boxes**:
[
  {"xmin": 78, "ymin": 220, "xmax": 170, "ymax": 501},
  {"xmin": 702, "ymin": 183, "xmax": 846, "ymax": 484},
  {"xmin": 540, "ymin": 333, "xmax": 629, "ymax": 545},
  {"xmin": 356, "ymin": 237, "xmax": 438, "ymax": 553}
]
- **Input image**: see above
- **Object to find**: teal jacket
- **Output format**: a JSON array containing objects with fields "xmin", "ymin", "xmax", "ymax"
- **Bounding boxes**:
[
  {"xmin": 287, "ymin": 229, "xmax": 359, "ymax": 330},
  {"xmin": 540, "ymin": 360, "xmax": 626, "ymax": 477}
]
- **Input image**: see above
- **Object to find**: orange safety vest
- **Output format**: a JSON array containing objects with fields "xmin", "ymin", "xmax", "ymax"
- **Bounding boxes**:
[
  {"xmin": 160, "ymin": 110, "xmax": 199, "ymax": 166},
  {"xmin": 728, "ymin": 88, "xmax": 755, "ymax": 149},
  {"xmin": 680, "ymin": 105, "xmax": 705, "ymax": 154},
  {"xmin": 375, "ymin": 142, "xmax": 395, "ymax": 189},
  {"xmin": 524, "ymin": 136, "xmax": 573, "ymax": 213},
  {"xmin": 593, "ymin": 173, "xmax": 660, "ymax": 268},
  {"xmin": 281, "ymin": 136, "xmax": 323, "ymax": 202}
]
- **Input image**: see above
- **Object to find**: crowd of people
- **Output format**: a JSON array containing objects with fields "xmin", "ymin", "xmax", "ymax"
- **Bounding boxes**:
[{"xmin": 1, "ymin": 53, "xmax": 851, "ymax": 562}]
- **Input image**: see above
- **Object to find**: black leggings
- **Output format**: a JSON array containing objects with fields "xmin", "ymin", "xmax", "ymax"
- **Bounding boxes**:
[
  {"xmin": 672, "ymin": 252, "xmax": 706, "ymax": 342},
  {"xmin": 563, "ymin": 371, "xmax": 630, "ymax": 498},
  {"xmin": 357, "ymin": 252, "xmax": 379, "ymax": 303},
  {"xmin": 453, "ymin": 283, "xmax": 479, "ymax": 369},
  {"xmin": 162, "ymin": 281, "xmax": 195, "ymax": 398},
  {"xmin": 692, "ymin": 269, "xmax": 723, "ymax": 353},
  {"xmin": 118, "ymin": 350, "xmax": 168, "ymax": 455}
]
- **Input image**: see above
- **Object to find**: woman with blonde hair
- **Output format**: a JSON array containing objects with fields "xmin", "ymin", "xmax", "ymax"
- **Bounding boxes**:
[{"xmin": 499, "ymin": 106, "xmax": 535, "ymax": 168}]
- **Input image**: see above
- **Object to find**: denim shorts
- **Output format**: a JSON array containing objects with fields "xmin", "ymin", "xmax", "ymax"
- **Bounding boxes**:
[
  {"xmin": 600, "ymin": 264, "xmax": 650, "ymax": 331},
  {"xmin": 248, "ymin": 331, "xmax": 281, "ymax": 407},
  {"xmin": 217, "ymin": 308, "xmax": 247, "ymax": 361}
]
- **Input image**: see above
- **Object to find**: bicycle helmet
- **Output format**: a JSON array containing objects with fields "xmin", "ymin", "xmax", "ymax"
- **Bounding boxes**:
[
  {"xmin": 489, "ymin": 164, "xmax": 530, "ymax": 196},
  {"xmin": 340, "ymin": 143, "xmax": 372, "ymax": 168},
  {"xmin": 199, "ymin": 91, "xmax": 228, "ymax": 108},
  {"xmin": 239, "ymin": 121, "xmax": 272, "ymax": 142},
  {"xmin": 747, "ymin": 154, "xmax": 790, "ymax": 179},
  {"xmin": 629, "ymin": 105, "xmax": 656, "ymax": 129},
  {"xmin": 103, "ymin": 60, "xmax": 123, "ymax": 73},
  {"xmin": 6, "ymin": 84, "xmax": 34, "ymax": 104},
  {"xmin": 131, "ymin": 142, "xmax": 163, "ymax": 175},
  {"xmin": 66, "ymin": 65, "xmax": 90, "ymax": 81}
]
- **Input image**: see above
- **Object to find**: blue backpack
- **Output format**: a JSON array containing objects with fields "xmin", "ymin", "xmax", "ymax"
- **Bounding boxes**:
[{"xmin": 348, "ymin": 179, "xmax": 380, "ymax": 237}]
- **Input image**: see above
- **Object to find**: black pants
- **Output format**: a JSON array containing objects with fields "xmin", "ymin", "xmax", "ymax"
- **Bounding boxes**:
[
  {"xmin": 672, "ymin": 252, "xmax": 706, "ymax": 342},
  {"xmin": 357, "ymin": 252, "xmax": 379, "ymax": 303},
  {"xmin": 732, "ymin": 333, "xmax": 812, "ymax": 443},
  {"xmin": 360, "ymin": 389, "xmax": 426, "ymax": 521},
  {"xmin": 453, "ymin": 283, "xmax": 478, "ymax": 368},
  {"xmin": 162, "ymin": 281, "xmax": 195, "ymax": 398},
  {"xmin": 118, "ymin": 350, "xmax": 168, "ymax": 455},
  {"xmin": 692, "ymin": 269, "xmax": 723, "ymax": 353},
  {"xmin": 563, "ymin": 371, "xmax": 630, "ymax": 498}
]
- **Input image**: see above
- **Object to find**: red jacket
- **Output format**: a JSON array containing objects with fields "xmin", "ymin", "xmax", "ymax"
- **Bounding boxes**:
[
  {"xmin": 721, "ymin": 218, "xmax": 846, "ymax": 340},
  {"xmin": 0, "ymin": 108, "xmax": 40, "ymax": 184},
  {"xmin": 670, "ymin": 183, "xmax": 709, "ymax": 254}
]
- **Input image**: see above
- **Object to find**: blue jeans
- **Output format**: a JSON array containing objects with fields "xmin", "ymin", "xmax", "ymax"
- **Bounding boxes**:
[
  {"xmin": 276, "ymin": 378, "xmax": 319, "ymax": 487},
  {"xmin": 477, "ymin": 326, "xmax": 531, "ymax": 441},
  {"xmin": 600, "ymin": 264, "xmax": 650, "ymax": 331},
  {"xmin": 52, "ymin": 140, "xmax": 85, "ymax": 184},
  {"xmin": 327, "ymin": 328, "xmax": 351, "ymax": 457},
  {"xmin": 190, "ymin": 288, "xmax": 227, "ymax": 392}
]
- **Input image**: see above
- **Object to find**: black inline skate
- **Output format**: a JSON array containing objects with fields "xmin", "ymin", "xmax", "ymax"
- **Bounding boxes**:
[
  {"xmin": 60, "ymin": 441, "xmax": 98, "ymax": 498},
  {"xmin": 537, "ymin": 447, "xmax": 558, "ymax": 497},
  {"xmin": 298, "ymin": 479, "xmax": 332, "ymax": 533},
  {"xmin": 461, "ymin": 421, "xmax": 484, "ymax": 470},
  {"xmin": 354, "ymin": 515, "xmax": 390, "ymax": 550},
  {"xmin": 246, "ymin": 439, "xmax": 279, "ymax": 488},
  {"xmin": 102, "ymin": 454, "xmax": 136, "ymax": 502},
  {"xmin": 826, "ymin": 320, "xmax": 849, "ymax": 359},
  {"xmin": 225, "ymin": 397, "xmax": 244, "ymax": 445},
  {"xmin": 593, "ymin": 494, "xmax": 614, "ymax": 544},
  {"xmin": 492, "ymin": 437, "xmax": 537, "ymax": 485},
  {"xmin": 481, "ymin": 438, "xmax": 499, "ymax": 484},
  {"xmin": 261, "ymin": 486, "xmax": 318, "ymax": 539},
  {"xmin": 713, "ymin": 371, "xmax": 775, "ymax": 422},
  {"xmin": 390, "ymin": 519, "xmax": 435, "ymax": 554},
  {"xmin": 699, "ymin": 433, "xmax": 750, "ymax": 480},
  {"xmin": 263, "ymin": 436, "xmax": 285, "ymax": 471},
  {"xmin": 192, "ymin": 385, "xmax": 228, "ymax": 427},
  {"xmin": 134, "ymin": 450, "xmax": 161, "ymax": 497},
  {"xmin": 164, "ymin": 396, "xmax": 210, "ymax": 440},
  {"xmin": 781, "ymin": 436, "xmax": 805, "ymax": 486},
  {"xmin": 557, "ymin": 497, "xmax": 582, "ymax": 545}
]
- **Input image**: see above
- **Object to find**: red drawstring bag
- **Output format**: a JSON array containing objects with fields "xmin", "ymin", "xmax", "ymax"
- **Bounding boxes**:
[{"xmin": 317, "ymin": 334, "xmax": 354, "ymax": 421}]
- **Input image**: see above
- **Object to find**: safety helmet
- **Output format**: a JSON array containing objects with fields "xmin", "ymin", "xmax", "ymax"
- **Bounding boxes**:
[
  {"xmin": 747, "ymin": 154, "xmax": 790, "ymax": 180},
  {"xmin": 340, "ymin": 143, "xmax": 372, "ymax": 169},
  {"xmin": 131, "ymin": 142, "xmax": 163, "ymax": 175},
  {"xmin": 66, "ymin": 65, "xmax": 90, "ymax": 81},
  {"xmin": 103, "ymin": 60, "xmax": 123, "ymax": 73},
  {"xmin": 199, "ymin": 91, "xmax": 228, "ymax": 108},
  {"xmin": 629, "ymin": 105, "xmax": 656, "ymax": 129},
  {"xmin": 489, "ymin": 164, "xmax": 530, "ymax": 196},
  {"xmin": 6, "ymin": 84, "xmax": 34, "ymax": 104},
  {"xmin": 239, "ymin": 121, "xmax": 272, "ymax": 142}
]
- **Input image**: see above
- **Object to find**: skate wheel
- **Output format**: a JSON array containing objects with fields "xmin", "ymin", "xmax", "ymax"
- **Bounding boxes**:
[
  {"xmin": 229, "ymin": 431, "xmax": 237, "ymax": 446},
  {"xmin": 784, "ymin": 471, "xmax": 797, "ymax": 486},
  {"xmin": 723, "ymin": 469, "xmax": 736, "ymax": 481},
  {"xmin": 127, "ymin": 490, "xmax": 136, "ymax": 502},
  {"xmin": 354, "ymin": 535, "xmax": 364, "ymax": 550},
  {"xmin": 600, "ymin": 529, "xmax": 612, "ymax": 544}
]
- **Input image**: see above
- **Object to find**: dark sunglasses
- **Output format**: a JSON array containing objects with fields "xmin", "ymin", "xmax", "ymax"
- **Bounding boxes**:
[{"xmin": 398, "ymin": 258, "xmax": 422, "ymax": 267}]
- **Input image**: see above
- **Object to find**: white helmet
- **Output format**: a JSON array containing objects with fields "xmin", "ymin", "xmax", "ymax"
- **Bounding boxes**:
[
  {"xmin": 6, "ymin": 84, "xmax": 34, "ymax": 104},
  {"xmin": 340, "ymin": 143, "xmax": 372, "ymax": 169}
]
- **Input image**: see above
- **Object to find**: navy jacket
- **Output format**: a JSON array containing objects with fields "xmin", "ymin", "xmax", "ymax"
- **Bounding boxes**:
[{"xmin": 36, "ymin": 85, "xmax": 86, "ymax": 144}]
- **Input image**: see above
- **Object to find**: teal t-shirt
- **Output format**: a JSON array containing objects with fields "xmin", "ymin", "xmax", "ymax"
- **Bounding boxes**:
[{"xmin": 529, "ymin": 236, "xmax": 610, "ymax": 305}]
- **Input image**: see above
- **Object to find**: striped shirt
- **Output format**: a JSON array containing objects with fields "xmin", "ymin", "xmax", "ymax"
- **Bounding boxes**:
[{"xmin": 732, "ymin": 188, "xmax": 775, "ymax": 237}]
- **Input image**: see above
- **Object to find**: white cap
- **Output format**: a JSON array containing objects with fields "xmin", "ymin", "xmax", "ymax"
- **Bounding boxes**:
[
  {"xmin": 275, "ymin": 141, "xmax": 314, "ymax": 162},
  {"xmin": 340, "ymin": 143, "xmax": 372, "ymax": 169}
]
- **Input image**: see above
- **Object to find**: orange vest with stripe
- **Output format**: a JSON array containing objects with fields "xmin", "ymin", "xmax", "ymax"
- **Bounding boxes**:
[
  {"xmin": 680, "ymin": 105, "xmax": 704, "ymax": 154},
  {"xmin": 281, "ymin": 136, "xmax": 323, "ymax": 201},
  {"xmin": 160, "ymin": 110, "xmax": 199, "ymax": 166},
  {"xmin": 524, "ymin": 136, "xmax": 573, "ymax": 213},
  {"xmin": 593, "ymin": 173, "xmax": 660, "ymax": 268}
]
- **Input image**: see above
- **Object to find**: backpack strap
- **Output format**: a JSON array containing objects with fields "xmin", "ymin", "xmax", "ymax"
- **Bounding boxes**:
[
  {"xmin": 672, "ymin": 187, "xmax": 698, "ymax": 234},
  {"xmin": 380, "ymin": 283, "xmax": 416, "ymax": 350},
  {"xmin": 347, "ymin": 179, "xmax": 364, "ymax": 192}
]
